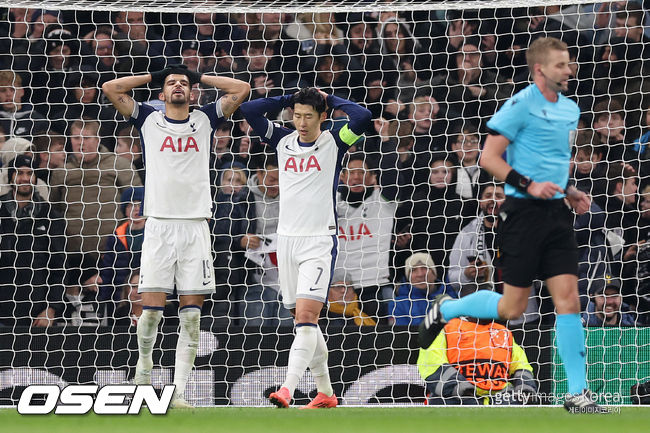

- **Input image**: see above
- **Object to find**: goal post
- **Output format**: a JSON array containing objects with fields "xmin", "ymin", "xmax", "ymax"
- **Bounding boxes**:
[{"xmin": 0, "ymin": 0, "xmax": 648, "ymax": 406}]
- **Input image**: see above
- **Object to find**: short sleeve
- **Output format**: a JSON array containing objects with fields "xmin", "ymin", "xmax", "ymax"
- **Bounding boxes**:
[
  {"xmin": 129, "ymin": 103, "xmax": 157, "ymax": 130},
  {"xmin": 486, "ymin": 97, "xmax": 528, "ymax": 142},
  {"xmin": 198, "ymin": 99, "xmax": 225, "ymax": 130}
]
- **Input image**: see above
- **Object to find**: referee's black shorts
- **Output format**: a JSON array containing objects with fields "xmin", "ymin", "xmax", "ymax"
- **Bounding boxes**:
[{"xmin": 494, "ymin": 197, "xmax": 578, "ymax": 288}]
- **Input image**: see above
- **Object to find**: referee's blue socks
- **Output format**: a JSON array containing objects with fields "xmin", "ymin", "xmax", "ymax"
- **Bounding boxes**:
[
  {"xmin": 439, "ymin": 290, "xmax": 502, "ymax": 321},
  {"xmin": 556, "ymin": 313, "xmax": 587, "ymax": 394}
]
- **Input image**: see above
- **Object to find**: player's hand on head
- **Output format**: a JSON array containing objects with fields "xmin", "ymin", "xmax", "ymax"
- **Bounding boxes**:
[
  {"xmin": 316, "ymin": 88, "xmax": 329, "ymax": 109},
  {"xmin": 150, "ymin": 63, "xmax": 202, "ymax": 88},
  {"xmin": 527, "ymin": 181, "xmax": 563, "ymax": 200}
]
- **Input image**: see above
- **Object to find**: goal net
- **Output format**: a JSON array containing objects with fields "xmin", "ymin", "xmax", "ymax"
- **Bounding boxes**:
[{"xmin": 0, "ymin": 0, "xmax": 649, "ymax": 407}]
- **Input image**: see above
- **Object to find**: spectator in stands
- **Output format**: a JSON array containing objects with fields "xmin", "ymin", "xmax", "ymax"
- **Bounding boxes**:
[
  {"xmin": 58, "ymin": 71, "xmax": 118, "ymax": 136},
  {"xmin": 630, "ymin": 102, "xmax": 650, "ymax": 162},
  {"xmin": 112, "ymin": 270, "xmax": 144, "ymax": 327},
  {"xmin": 82, "ymin": 27, "xmax": 119, "ymax": 79},
  {"xmin": 61, "ymin": 255, "xmax": 105, "ymax": 326},
  {"xmin": 179, "ymin": 40, "xmax": 201, "ymax": 72},
  {"xmin": 247, "ymin": 13, "xmax": 303, "ymax": 89},
  {"xmin": 378, "ymin": 17, "xmax": 430, "ymax": 102},
  {"xmin": 50, "ymin": 119, "xmax": 141, "ymax": 259},
  {"xmin": 326, "ymin": 276, "xmax": 376, "ymax": 327},
  {"xmin": 341, "ymin": 13, "xmax": 385, "ymax": 80},
  {"xmin": 363, "ymin": 72, "xmax": 399, "ymax": 120},
  {"xmin": 283, "ymin": 12, "xmax": 345, "ymax": 80},
  {"xmin": 390, "ymin": 252, "xmax": 457, "ymax": 326},
  {"xmin": 30, "ymin": 25, "xmax": 80, "ymax": 122},
  {"xmin": 337, "ymin": 150, "xmax": 399, "ymax": 324},
  {"xmin": 113, "ymin": 10, "xmax": 176, "ymax": 73},
  {"xmin": 451, "ymin": 123, "xmax": 487, "ymax": 209},
  {"xmin": 447, "ymin": 183, "xmax": 505, "ymax": 296},
  {"xmin": 0, "ymin": 69, "xmax": 48, "ymax": 139},
  {"xmin": 32, "ymin": 131, "xmax": 66, "ymax": 185},
  {"xmin": 0, "ymin": 155, "xmax": 66, "ymax": 328},
  {"xmin": 115, "ymin": 125, "xmax": 145, "ymax": 183},
  {"xmin": 418, "ymin": 312, "xmax": 538, "ymax": 405},
  {"xmin": 6, "ymin": 9, "xmax": 62, "ymax": 73},
  {"xmin": 0, "ymin": 9, "xmax": 33, "ymax": 69},
  {"xmin": 592, "ymin": 98, "xmax": 627, "ymax": 162},
  {"xmin": 582, "ymin": 276, "xmax": 635, "ymax": 326},
  {"xmin": 98, "ymin": 186, "xmax": 145, "ymax": 310},
  {"xmin": 179, "ymin": 12, "xmax": 245, "ymax": 61},
  {"xmin": 314, "ymin": 55, "xmax": 362, "ymax": 101},
  {"xmin": 573, "ymin": 198, "xmax": 610, "ymax": 311},
  {"xmin": 241, "ymin": 154, "xmax": 292, "ymax": 326},
  {"xmin": 209, "ymin": 164, "xmax": 254, "ymax": 325},
  {"xmin": 429, "ymin": 37, "xmax": 513, "ymax": 129},
  {"xmin": 599, "ymin": 162, "xmax": 639, "ymax": 252},
  {"xmin": 395, "ymin": 153, "xmax": 471, "ymax": 281},
  {"xmin": 408, "ymin": 95, "xmax": 449, "ymax": 156},
  {"xmin": 209, "ymin": 121, "xmax": 235, "ymax": 174},
  {"xmin": 0, "ymin": 137, "xmax": 49, "ymax": 199},
  {"xmin": 570, "ymin": 132, "xmax": 607, "ymax": 198}
]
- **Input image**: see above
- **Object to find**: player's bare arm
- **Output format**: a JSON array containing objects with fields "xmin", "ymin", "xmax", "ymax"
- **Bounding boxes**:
[
  {"xmin": 102, "ymin": 74, "xmax": 151, "ymax": 118},
  {"xmin": 200, "ymin": 75, "xmax": 251, "ymax": 118},
  {"xmin": 481, "ymin": 133, "xmax": 563, "ymax": 199}
]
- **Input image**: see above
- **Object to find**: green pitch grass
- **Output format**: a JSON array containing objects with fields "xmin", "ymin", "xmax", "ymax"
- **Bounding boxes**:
[{"xmin": 2, "ymin": 407, "xmax": 649, "ymax": 433}]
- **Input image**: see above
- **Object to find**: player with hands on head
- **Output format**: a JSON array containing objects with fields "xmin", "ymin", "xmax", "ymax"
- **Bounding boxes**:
[
  {"xmin": 239, "ymin": 87, "xmax": 371, "ymax": 409},
  {"xmin": 418, "ymin": 37, "xmax": 605, "ymax": 413},
  {"xmin": 102, "ymin": 64, "xmax": 250, "ymax": 408}
]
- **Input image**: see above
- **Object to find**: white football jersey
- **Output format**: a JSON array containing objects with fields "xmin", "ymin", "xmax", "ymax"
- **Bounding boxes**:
[
  {"xmin": 336, "ymin": 188, "xmax": 397, "ymax": 287},
  {"xmin": 275, "ymin": 129, "xmax": 347, "ymax": 236},
  {"xmin": 130, "ymin": 101, "xmax": 224, "ymax": 219}
]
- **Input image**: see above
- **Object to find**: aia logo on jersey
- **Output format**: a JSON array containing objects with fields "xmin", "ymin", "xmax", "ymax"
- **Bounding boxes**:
[
  {"xmin": 338, "ymin": 223, "xmax": 373, "ymax": 241},
  {"xmin": 284, "ymin": 156, "xmax": 321, "ymax": 173},
  {"xmin": 160, "ymin": 136, "xmax": 199, "ymax": 152}
]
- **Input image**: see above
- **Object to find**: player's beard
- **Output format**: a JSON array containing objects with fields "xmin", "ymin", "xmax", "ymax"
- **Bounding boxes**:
[{"xmin": 170, "ymin": 92, "xmax": 189, "ymax": 105}]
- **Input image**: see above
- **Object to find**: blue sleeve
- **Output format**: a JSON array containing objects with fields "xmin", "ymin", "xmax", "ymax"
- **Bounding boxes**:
[
  {"xmin": 485, "ymin": 96, "xmax": 528, "ymax": 142},
  {"xmin": 129, "ymin": 103, "xmax": 157, "ymax": 130},
  {"xmin": 239, "ymin": 96, "xmax": 294, "ymax": 148},
  {"xmin": 198, "ymin": 99, "xmax": 226, "ymax": 130},
  {"xmin": 327, "ymin": 95, "xmax": 372, "ymax": 146}
]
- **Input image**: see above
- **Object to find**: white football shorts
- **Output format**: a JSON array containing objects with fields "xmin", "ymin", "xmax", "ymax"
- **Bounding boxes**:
[
  {"xmin": 277, "ymin": 234, "xmax": 337, "ymax": 309},
  {"xmin": 139, "ymin": 217, "xmax": 215, "ymax": 295}
]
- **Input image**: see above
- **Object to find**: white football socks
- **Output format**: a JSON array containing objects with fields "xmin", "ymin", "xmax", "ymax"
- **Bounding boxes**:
[
  {"xmin": 136, "ymin": 308, "xmax": 163, "ymax": 377},
  {"xmin": 309, "ymin": 326, "xmax": 334, "ymax": 397},
  {"xmin": 173, "ymin": 307, "xmax": 201, "ymax": 399},
  {"xmin": 282, "ymin": 324, "xmax": 318, "ymax": 397}
]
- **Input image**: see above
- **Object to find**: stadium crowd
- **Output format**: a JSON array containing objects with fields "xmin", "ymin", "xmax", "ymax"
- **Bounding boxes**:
[{"xmin": 0, "ymin": 2, "xmax": 650, "ymax": 329}]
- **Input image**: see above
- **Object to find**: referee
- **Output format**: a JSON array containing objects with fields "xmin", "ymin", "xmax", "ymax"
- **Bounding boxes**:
[{"xmin": 419, "ymin": 37, "xmax": 606, "ymax": 413}]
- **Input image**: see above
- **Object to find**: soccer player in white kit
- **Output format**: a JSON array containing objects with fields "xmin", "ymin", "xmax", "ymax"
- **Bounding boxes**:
[
  {"xmin": 240, "ymin": 88, "xmax": 372, "ymax": 408},
  {"xmin": 102, "ymin": 64, "xmax": 250, "ymax": 408}
]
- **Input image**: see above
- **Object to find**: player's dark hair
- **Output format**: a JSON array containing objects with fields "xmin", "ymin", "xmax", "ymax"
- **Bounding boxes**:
[{"xmin": 292, "ymin": 88, "xmax": 327, "ymax": 114}]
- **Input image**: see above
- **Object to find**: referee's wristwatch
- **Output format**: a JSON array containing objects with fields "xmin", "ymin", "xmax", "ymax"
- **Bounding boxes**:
[{"xmin": 518, "ymin": 175, "xmax": 532, "ymax": 192}]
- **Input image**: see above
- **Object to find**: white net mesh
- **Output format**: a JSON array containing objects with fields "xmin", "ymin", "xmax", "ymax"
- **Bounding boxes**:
[{"xmin": 0, "ymin": 1, "xmax": 649, "ymax": 407}]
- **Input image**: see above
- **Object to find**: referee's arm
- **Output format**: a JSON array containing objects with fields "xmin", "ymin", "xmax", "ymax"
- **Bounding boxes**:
[{"xmin": 480, "ymin": 133, "xmax": 563, "ymax": 200}]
